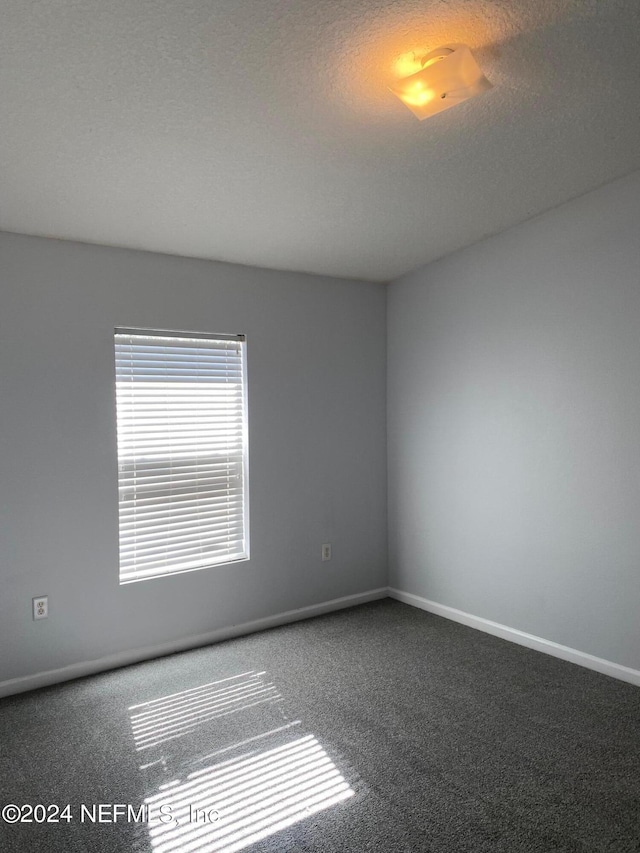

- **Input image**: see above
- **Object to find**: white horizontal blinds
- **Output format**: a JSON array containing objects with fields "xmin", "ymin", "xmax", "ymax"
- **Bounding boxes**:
[{"xmin": 115, "ymin": 330, "xmax": 248, "ymax": 583}]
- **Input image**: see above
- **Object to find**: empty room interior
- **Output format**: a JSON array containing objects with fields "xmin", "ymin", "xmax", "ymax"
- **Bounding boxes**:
[{"xmin": 1, "ymin": 1, "xmax": 640, "ymax": 851}]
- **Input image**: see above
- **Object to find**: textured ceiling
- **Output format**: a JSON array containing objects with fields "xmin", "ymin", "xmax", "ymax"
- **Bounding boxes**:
[{"xmin": 1, "ymin": 0, "xmax": 640, "ymax": 282}]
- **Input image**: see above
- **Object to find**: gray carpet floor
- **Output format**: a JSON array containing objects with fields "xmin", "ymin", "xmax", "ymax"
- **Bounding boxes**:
[{"xmin": 0, "ymin": 599, "xmax": 639, "ymax": 853}]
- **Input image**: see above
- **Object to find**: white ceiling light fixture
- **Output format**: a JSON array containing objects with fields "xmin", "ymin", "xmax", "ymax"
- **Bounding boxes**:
[{"xmin": 390, "ymin": 43, "xmax": 492, "ymax": 120}]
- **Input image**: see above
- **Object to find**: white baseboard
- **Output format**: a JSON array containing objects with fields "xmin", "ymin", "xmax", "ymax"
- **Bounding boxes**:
[
  {"xmin": 0, "ymin": 587, "xmax": 388, "ymax": 699},
  {"xmin": 388, "ymin": 587, "xmax": 640, "ymax": 688}
]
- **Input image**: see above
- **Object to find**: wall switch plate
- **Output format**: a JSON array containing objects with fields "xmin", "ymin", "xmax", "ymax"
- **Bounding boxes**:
[
  {"xmin": 321, "ymin": 543, "xmax": 332, "ymax": 561},
  {"xmin": 33, "ymin": 596, "xmax": 48, "ymax": 620}
]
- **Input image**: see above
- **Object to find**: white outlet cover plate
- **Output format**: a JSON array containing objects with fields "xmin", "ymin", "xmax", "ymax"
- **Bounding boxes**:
[{"xmin": 33, "ymin": 596, "xmax": 48, "ymax": 620}]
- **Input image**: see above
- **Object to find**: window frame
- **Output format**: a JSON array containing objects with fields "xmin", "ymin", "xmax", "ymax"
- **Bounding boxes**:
[{"xmin": 114, "ymin": 326, "xmax": 250, "ymax": 584}]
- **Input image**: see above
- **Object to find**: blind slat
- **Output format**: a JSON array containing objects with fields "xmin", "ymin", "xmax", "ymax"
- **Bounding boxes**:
[
  {"xmin": 120, "ymin": 526, "xmax": 245, "ymax": 554},
  {"xmin": 120, "ymin": 494, "xmax": 244, "ymax": 518}
]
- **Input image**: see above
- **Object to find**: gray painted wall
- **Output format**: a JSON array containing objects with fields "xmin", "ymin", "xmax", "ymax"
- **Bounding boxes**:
[
  {"xmin": 388, "ymin": 170, "xmax": 640, "ymax": 670},
  {"xmin": 0, "ymin": 234, "xmax": 387, "ymax": 683}
]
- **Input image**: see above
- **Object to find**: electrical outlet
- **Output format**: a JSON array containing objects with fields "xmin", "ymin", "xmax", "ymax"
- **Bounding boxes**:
[
  {"xmin": 321, "ymin": 543, "xmax": 332, "ymax": 562},
  {"xmin": 33, "ymin": 596, "xmax": 48, "ymax": 620}
]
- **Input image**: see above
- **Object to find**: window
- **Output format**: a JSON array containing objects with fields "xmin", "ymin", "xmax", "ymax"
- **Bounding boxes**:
[{"xmin": 114, "ymin": 328, "xmax": 249, "ymax": 584}]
